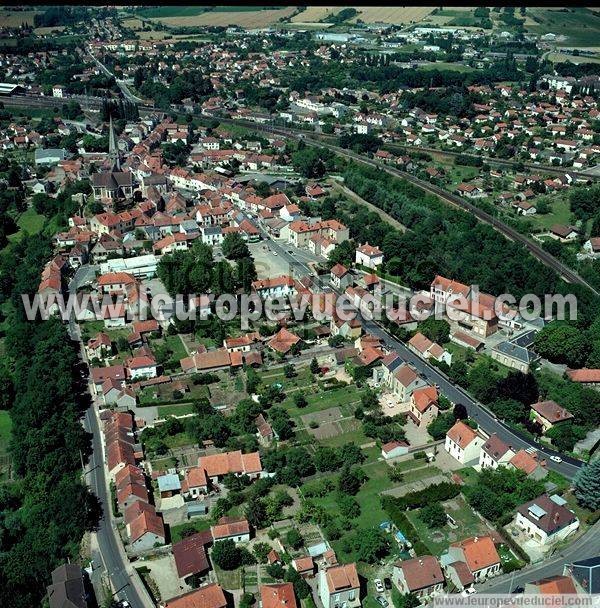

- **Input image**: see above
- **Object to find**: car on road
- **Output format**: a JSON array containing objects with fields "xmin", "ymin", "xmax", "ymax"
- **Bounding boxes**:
[
  {"xmin": 550, "ymin": 455, "xmax": 563, "ymax": 463},
  {"xmin": 272, "ymin": 251, "xmax": 278, "ymax": 256},
  {"xmin": 374, "ymin": 579, "xmax": 384, "ymax": 593},
  {"xmin": 375, "ymin": 596, "xmax": 389, "ymax": 608},
  {"xmin": 461, "ymin": 588, "xmax": 476, "ymax": 597}
]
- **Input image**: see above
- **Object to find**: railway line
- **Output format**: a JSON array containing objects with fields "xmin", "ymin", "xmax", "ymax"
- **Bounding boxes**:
[
  {"xmin": 212, "ymin": 115, "xmax": 600, "ymax": 296},
  {"xmin": 5, "ymin": 93, "xmax": 598, "ymax": 295}
]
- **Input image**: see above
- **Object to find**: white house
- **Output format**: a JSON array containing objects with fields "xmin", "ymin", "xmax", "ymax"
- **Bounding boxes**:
[
  {"xmin": 355, "ymin": 242, "xmax": 384, "ymax": 269},
  {"xmin": 381, "ymin": 440, "xmax": 409, "ymax": 460},
  {"xmin": 479, "ymin": 433, "xmax": 515, "ymax": 470},
  {"xmin": 318, "ymin": 563, "xmax": 361, "ymax": 608},
  {"xmin": 444, "ymin": 421, "xmax": 484, "ymax": 465},
  {"xmin": 514, "ymin": 494, "xmax": 579, "ymax": 546},
  {"xmin": 211, "ymin": 517, "xmax": 251, "ymax": 544}
]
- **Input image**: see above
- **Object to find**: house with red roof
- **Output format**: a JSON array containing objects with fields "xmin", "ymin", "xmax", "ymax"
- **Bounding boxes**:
[
  {"xmin": 260, "ymin": 583, "xmax": 297, "ymax": 608},
  {"xmin": 508, "ymin": 449, "xmax": 548, "ymax": 480},
  {"xmin": 355, "ymin": 242, "xmax": 383, "ymax": 269},
  {"xmin": 444, "ymin": 421, "xmax": 484, "ymax": 465},
  {"xmin": 525, "ymin": 575, "xmax": 578, "ymax": 595},
  {"xmin": 319, "ymin": 563, "xmax": 360, "ymax": 608},
  {"xmin": 211, "ymin": 516, "xmax": 250, "ymax": 543},
  {"xmin": 408, "ymin": 385, "xmax": 439, "ymax": 427},
  {"xmin": 392, "ymin": 555, "xmax": 444, "ymax": 599},
  {"xmin": 164, "ymin": 583, "xmax": 227, "ymax": 608},
  {"xmin": 446, "ymin": 536, "xmax": 501, "ymax": 582}
]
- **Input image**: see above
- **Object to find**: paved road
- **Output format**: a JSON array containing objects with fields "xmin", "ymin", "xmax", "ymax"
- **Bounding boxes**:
[
  {"xmin": 258, "ymin": 228, "xmax": 584, "ymax": 479},
  {"xmin": 480, "ymin": 520, "xmax": 600, "ymax": 593},
  {"xmin": 214, "ymin": 115, "xmax": 600, "ymax": 297},
  {"xmin": 70, "ymin": 319, "xmax": 152, "ymax": 608}
]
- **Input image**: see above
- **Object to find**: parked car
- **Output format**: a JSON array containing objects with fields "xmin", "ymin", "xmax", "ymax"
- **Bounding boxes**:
[
  {"xmin": 384, "ymin": 578, "xmax": 392, "ymax": 590},
  {"xmin": 374, "ymin": 579, "xmax": 384, "ymax": 594},
  {"xmin": 376, "ymin": 597, "xmax": 389, "ymax": 608}
]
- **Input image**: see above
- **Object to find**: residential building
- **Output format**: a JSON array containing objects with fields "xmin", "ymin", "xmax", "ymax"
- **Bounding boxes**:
[
  {"xmin": 319, "ymin": 563, "xmax": 361, "ymax": 608},
  {"xmin": 530, "ymin": 400, "xmax": 574, "ymax": 433},
  {"xmin": 565, "ymin": 556, "xmax": 600, "ymax": 594},
  {"xmin": 408, "ymin": 385, "xmax": 439, "ymax": 427},
  {"xmin": 446, "ymin": 536, "xmax": 501, "ymax": 582},
  {"xmin": 211, "ymin": 516, "xmax": 251, "ymax": 543},
  {"xmin": 164, "ymin": 584, "xmax": 228, "ymax": 608},
  {"xmin": 355, "ymin": 242, "xmax": 384, "ymax": 268},
  {"xmin": 444, "ymin": 421, "xmax": 484, "ymax": 465},
  {"xmin": 525, "ymin": 575, "xmax": 578, "ymax": 595},
  {"xmin": 514, "ymin": 494, "xmax": 579, "ymax": 545},
  {"xmin": 392, "ymin": 556, "xmax": 444, "ymax": 599},
  {"xmin": 479, "ymin": 433, "xmax": 515, "ymax": 470},
  {"xmin": 260, "ymin": 583, "xmax": 297, "ymax": 608}
]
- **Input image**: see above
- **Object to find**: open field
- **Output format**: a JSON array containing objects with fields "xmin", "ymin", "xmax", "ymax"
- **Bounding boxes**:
[
  {"xmin": 0, "ymin": 9, "xmax": 39, "ymax": 27},
  {"xmin": 350, "ymin": 7, "xmax": 435, "ymax": 25},
  {"xmin": 526, "ymin": 8, "xmax": 600, "ymax": 47},
  {"xmin": 290, "ymin": 7, "xmax": 340, "ymax": 23},
  {"xmin": 547, "ymin": 52, "xmax": 600, "ymax": 64},
  {"xmin": 146, "ymin": 7, "xmax": 297, "ymax": 28}
]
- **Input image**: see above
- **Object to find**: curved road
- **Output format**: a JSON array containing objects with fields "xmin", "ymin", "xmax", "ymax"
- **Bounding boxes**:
[{"xmin": 250, "ymin": 216, "xmax": 584, "ymax": 479}]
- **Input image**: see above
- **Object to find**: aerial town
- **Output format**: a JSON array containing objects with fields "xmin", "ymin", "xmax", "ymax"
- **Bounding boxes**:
[{"xmin": 0, "ymin": 5, "xmax": 599, "ymax": 608}]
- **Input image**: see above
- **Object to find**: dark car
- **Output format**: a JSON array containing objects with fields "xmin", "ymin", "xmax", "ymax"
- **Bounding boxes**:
[{"xmin": 384, "ymin": 578, "xmax": 392, "ymax": 590}]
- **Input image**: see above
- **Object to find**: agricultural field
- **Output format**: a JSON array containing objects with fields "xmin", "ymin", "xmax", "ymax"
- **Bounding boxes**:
[
  {"xmin": 525, "ymin": 8, "xmax": 600, "ymax": 47},
  {"xmin": 290, "ymin": 7, "xmax": 341, "ymax": 24},
  {"xmin": 145, "ymin": 6, "xmax": 297, "ymax": 28},
  {"xmin": 349, "ymin": 7, "xmax": 435, "ymax": 25},
  {"xmin": 0, "ymin": 9, "xmax": 39, "ymax": 27}
]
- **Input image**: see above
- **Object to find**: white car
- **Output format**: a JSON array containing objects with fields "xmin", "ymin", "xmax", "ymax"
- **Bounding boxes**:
[
  {"xmin": 374, "ymin": 579, "xmax": 385, "ymax": 594},
  {"xmin": 272, "ymin": 251, "xmax": 278, "ymax": 256},
  {"xmin": 461, "ymin": 588, "xmax": 476, "ymax": 596},
  {"xmin": 550, "ymin": 455, "xmax": 563, "ymax": 463}
]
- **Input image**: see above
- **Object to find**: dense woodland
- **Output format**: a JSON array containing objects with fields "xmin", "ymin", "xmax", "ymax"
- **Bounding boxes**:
[{"xmin": 0, "ymin": 235, "xmax": 100, "ymax": 608}]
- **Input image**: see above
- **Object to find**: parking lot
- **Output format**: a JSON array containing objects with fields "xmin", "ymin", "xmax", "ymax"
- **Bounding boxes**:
[{"xmin": 249, "ymin": 241, "xmax": 293, "ymax": 278}]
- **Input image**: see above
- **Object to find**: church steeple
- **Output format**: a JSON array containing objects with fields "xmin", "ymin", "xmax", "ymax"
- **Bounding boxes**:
[{"xmin": 108, "ymin": 114, "xmax": 121, "ymax": 171}]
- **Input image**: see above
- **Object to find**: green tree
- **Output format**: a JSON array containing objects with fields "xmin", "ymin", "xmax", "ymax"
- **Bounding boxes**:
[
  {"xmin": 222, "ymin": 232, "xmax": 250, "ymax": 260},
  {"xmin": 420, "ymin": 503, "xmax": 446, "ymax": 528},
  {"xmin": 286, "ymin": 528, "xmax": 304, "ymax": 550},
  {"xmin": 212, "ymin": 539, "xmax": 241, "ymax": 570},
  {"xmin": 310, "ymin": 357, "xmax": 320, "ymax": 374},
  {"xmin": 338, "ymin": 465, "xmax": 362, "ymax": 495},
  {"xmin": 353, "ymin": 528, "xmax": 389, "ymax": 563},
  {"xmin": 417, "ymin": 318, "xmax": 450, "ymax": 344},
  {"xmin": 573, "ymin": 459, "xmax": 600, "ymax": 511}
]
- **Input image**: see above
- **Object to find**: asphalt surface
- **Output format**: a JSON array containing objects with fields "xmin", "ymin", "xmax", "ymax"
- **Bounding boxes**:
[
  {"xmin": 71, "ymin": 319, "xmax": 151, "ymax": 608},
  {"xmin": 259, "ymin": 228, "xmax": 584, "ymax": 479},
  {"xmin": 480, "ymin": 520, "xmax": 600, "ymax": 593},
  {"xmin": 212, "ymin": 115, "xmax": 600, "ymax": 297}
]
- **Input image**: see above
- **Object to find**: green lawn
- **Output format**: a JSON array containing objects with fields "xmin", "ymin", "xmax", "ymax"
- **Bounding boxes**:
[
  {"xmin": 17, "ymin": 208, "xmax": 45, "ymax": 234},
  {"xmin": 162, "ymin": 334, "xmax": 188, "ymax": 361},
  {"xmin": 0, "ymin": 410, "xmax": 12, "ymax": 455},
  {"xmin": 157, "ymin": 403, "xmax": 195, "ymax": 417},
  {"xmin": 528, "ymin": 197, "xmax": 572, "ymax": 231},
  {"xmin": 170, "ymin": 517, "xmax": 211, "ymax": 543},
  {"xmin": 406, "ymin": 496, "xmax": 489, "ymax": 555},
  {"xmin": 455, "ymin": 466, "xmax": 479, "ymax": 486},
  {"xmin": 418, "ymin": 61, "xmax": 474, "ymax": 73},
  {"xmin": 283, "ymin": 385, "xmax": 366, "ymax": 417},
  {"xmin": 214, "ymin": 564, "xmax": 243, "ymax": 590},
  {"xmin": 301, "ymin": 461, "xmax": 397, "ymax": 562},
  {"xmin": 527, "ymin": 8, "xmax": 600, "ymax": 47},
  {"xmin": 317, "ymin": 419, "xmax": 370, "ymax": 448}
]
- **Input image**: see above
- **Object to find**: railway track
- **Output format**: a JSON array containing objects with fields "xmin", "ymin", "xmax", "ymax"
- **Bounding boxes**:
[
  {"xmin": 216, "ymin": 116, "xmax": 600, "ymax": 296},
  {"xmin": 5, "ymin": 94, "xmax": 598, "ymax": 295}
]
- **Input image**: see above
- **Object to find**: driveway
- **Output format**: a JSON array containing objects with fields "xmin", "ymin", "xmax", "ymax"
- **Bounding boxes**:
[{"xmin": 142, "ymin": 554, "xmax": 188, "ymax": 601}]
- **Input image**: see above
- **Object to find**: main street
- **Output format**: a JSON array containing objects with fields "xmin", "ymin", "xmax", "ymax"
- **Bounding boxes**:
[
  {"xmin": 480, "ymin": 519, "xmax": 600, "ymax": 593},
  {"xmin": 257, "ymin": 227, "xmax": 584, "ymax": 479},
  {"xmin": 69, "ymin": 291, "xmax": 153, "ymax": 608}
]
